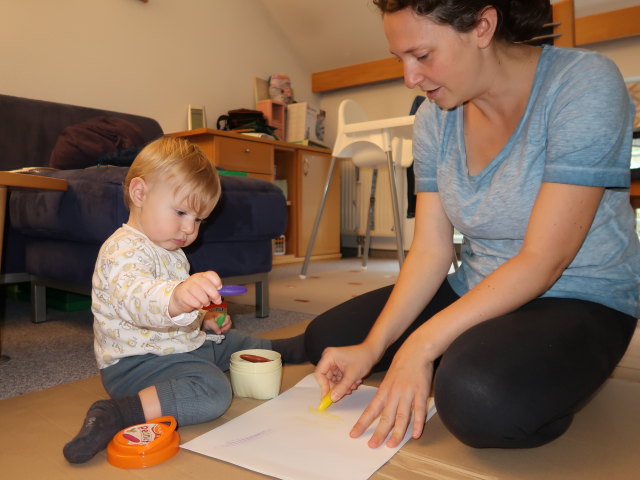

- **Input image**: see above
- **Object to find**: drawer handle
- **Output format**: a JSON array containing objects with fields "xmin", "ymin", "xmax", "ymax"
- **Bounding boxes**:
[{"xmin": 244, "ymin": 148, "xmax": 251, "ymax": 153}]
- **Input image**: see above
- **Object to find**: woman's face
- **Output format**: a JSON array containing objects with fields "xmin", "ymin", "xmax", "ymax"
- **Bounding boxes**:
[{"xmin": 383, "ymin": 8, "xmax": 483, "ymax": 109}]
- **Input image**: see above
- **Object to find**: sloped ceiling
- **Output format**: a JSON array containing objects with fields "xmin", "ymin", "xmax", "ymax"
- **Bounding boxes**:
[
  {"xmin": 257, "ymin": 0, "xmax": 389, "ymax": 72},
  {"xmin": 257, "ymin": 0, "xmax": 639, "ymax": 73}
]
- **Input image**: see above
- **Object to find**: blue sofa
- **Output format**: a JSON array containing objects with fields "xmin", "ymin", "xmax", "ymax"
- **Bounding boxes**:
[{"xmin": 1, "ymin": 94, "xmax": 286, "ymax": 321}]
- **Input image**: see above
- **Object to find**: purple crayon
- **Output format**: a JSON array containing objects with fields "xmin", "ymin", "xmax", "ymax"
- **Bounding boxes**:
[{"xmin": 218, "ymin": 285, "xmax": 248, "ymax": 296}]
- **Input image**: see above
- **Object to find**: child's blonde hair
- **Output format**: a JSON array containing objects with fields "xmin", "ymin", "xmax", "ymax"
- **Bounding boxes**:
[{"xmin": 124, "ymin": 136, "xmax": 221, "ymax": 217}]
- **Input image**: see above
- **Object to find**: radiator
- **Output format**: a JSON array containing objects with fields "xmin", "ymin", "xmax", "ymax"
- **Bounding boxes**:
[
  {"xmin": 340, "ymin": 159, "xmax": 408, "ymax": 239},
  {"xmin": 341, "ymin": 160, "xmax": 465, "ymax": 254}
]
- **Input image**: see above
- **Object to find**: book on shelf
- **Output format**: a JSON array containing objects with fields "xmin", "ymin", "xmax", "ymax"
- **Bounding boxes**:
[
  {"xmin": 253, "ymin": 77, "xmax": 270, "ymax": 106},
  {"xmin": 285, "ymin": 102, "xmax": 326, "ymax": 145},
  {"xmin": 241, "ymin": 132, "xmax": 277, "ymax": 140},
  {"xmin": 291, "ymin": 139, "xmax": 329, "ymax": 149},
  {"xmin": 217, "ymin": 169, "xmax": 248, "ymax": 177}
]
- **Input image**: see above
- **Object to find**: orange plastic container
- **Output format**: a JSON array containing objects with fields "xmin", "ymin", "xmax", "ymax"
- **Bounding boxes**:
[{"xmin": 107, "ymin": 416, "xmax": 180, "ymax": 469}]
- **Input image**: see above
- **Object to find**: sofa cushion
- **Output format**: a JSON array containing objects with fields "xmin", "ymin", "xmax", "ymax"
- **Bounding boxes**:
[
  {"xmin": 10, "ymin": 167, "xmax": 287, "ymax": 246},
  {"xmin": 199, "ymin": 174, "xmax": 288, "ymax": 242},
  {"xmin": 49, "ymin": 116, "xmax": 146, "ymax": 169},
  {"xmin": 9, "ymin": 167, "xmax": 130, "ymax": 244},
  {"xmin": 23, "ymin": 237, "xmax": 276, "ymax": 284}
]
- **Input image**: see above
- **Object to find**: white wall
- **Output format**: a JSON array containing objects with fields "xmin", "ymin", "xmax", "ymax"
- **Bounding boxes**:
[{"xmin": 0, "ymin": 0, "xmax": 317, "ymax": 133}]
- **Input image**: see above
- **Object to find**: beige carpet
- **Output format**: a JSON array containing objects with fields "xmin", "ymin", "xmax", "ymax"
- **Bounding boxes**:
[
  {"xmin": 234, "ymin": 257, "xmax": 400, "ymax": 315},
  {"xmin": 0, "ymin": 257, "xmax": 400, "ymax": 399}
]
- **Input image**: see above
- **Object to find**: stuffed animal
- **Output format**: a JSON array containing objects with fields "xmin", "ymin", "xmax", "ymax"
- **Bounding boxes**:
[{"xmin": 268, "ymin": 74, "xmax": 293, "ymax": 104}]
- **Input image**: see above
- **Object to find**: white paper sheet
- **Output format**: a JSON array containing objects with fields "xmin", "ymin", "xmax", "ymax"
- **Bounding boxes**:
[{"xmin": 181, "ymin": 374, "xmax": 436, "ymax": 480}]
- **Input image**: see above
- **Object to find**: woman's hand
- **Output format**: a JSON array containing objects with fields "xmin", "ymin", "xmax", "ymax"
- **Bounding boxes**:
[
  {"xmin": 314, "ymin": 344, "xmax": 379, "ymax": 402},
  {"xmin": 350, "ymin": 332, "xmax": 434, "ymax": 449}
]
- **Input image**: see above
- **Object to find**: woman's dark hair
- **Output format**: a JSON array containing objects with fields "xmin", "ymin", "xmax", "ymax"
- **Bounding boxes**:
[{"xmin": 372, "ymin": 0, "xmax": 551, "ymax": 43}]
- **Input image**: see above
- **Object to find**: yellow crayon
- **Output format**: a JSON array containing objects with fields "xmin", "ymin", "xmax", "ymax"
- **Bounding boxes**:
[{"xmin": 317, "ymin": 392, "xmax": 333, "ymax": 412}]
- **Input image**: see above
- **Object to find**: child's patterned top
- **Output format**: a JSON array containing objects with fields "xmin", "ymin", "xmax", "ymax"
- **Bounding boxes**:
[{"xmin": 92, "ymin": 224, "xmax": 205, "ymax": 369}]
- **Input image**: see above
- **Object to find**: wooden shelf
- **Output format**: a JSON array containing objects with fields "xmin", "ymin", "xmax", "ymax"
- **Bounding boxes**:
[
  {"xmin": 273, "ymin": 252, "xmax": 342, "ymax": 266},
  {"xmin": 0, "ymin": 172, "xmax": 67, "ymax": 191},
  {"xmin": 169, "ymin": 129, "xmax": 340, "ymax": 262},
  {"xmin": 575, "ymin": 5, "xmax": 640, "ymax": 46},
  {"xmin": 312, "ymin": 57, "xmax": 403, "ymax": 93},
  {"xmin": 272, "ymin": 254, "xmax": 297, "ymax": 265}
]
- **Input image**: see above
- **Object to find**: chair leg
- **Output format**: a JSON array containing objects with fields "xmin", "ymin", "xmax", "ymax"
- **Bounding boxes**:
[
  {"xmin": 385, "ymin": 150, "xmax": 405, "ymax": 268},
  {"xmin": 255, "ymin": 276, "xmax": 269, "ymax": 318},
  {"xmin": 31, "ymin": 280, "xmax": 47, "ymax": 323},
  {"xmin": 222, "ymin": 272, "xmax": 270, "ymax": 318},
  {"xmin": 362, "ymin": 168, "xmax": 378, "ymax": 269},
  {"xmin": 300, "ymin": 156, "xmax": 338, "ymax": 278}
]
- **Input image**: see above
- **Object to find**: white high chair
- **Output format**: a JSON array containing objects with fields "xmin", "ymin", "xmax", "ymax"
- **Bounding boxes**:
[{"xmin": 300, "ymin": 99, "xmax": 414, "ymax": 277}]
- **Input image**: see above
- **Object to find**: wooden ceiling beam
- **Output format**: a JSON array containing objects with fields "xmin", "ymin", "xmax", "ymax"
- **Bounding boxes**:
[
  {"xmin": 575, "ymin": 5, "xmax": 640, "ymax": 46},
  {"xmin": 312, "ymin": 2, "xmax": 638, "ymax": 93},
  {"xmin": 551, "ymin": 0, "xmax": 575, "ymax": 48},
  {"xmin": 312, "ymin": 57, "xmax": 403, "ymax": 93}
]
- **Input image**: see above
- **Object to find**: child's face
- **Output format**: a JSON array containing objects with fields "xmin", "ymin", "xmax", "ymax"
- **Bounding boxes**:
[{"xmin": 129, "ymin": 179, "xmax": 210, "ymax": 251}]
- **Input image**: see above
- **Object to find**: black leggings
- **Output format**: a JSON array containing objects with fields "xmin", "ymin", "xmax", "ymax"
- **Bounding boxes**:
[{"xmin": 304, "ymin": 281, "xmax": 637, "ymax": 448}]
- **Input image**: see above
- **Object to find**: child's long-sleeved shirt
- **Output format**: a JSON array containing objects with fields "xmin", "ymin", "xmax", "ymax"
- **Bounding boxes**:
[{"xmin": 92, "ymin": 224, "xmax": 205, "ymax": 369}]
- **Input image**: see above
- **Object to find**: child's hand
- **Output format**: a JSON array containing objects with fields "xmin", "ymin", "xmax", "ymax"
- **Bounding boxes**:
[
  {"xmin": 169, "ymin": 271, "xmax": 222, "ymax": 317},
  {"xmin": 202, "ymin": 311, "xmax": 232, "ymax": 334}
]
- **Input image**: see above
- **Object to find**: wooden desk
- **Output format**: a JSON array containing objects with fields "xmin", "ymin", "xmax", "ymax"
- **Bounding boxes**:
[
  {"xmin": 0, "ymin": 171, "xmax": 68, "ymax": 363},
  {"xmin": 170, "ymin": 129, "xmax": 341, "ymax": 265}
]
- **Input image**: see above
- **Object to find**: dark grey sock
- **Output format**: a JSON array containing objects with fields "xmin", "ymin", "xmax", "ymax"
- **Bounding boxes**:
[
  {"xmin": 271, "ymin": 333, "xmax": 307, "ymax": 364},
  {"xmin": 63, "ymin": 396, "xmax": 145, "ymax": 464}
]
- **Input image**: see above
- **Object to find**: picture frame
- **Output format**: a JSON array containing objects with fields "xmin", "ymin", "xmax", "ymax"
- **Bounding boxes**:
[{"xmin": 188, "ymin": 104, "xmax": 206, "ymax": 130}]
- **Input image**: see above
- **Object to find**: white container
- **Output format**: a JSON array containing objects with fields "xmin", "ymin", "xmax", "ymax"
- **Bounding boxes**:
[{"xmin": 229, "ymin": 349, "xmax": 282, "ymax": 400}]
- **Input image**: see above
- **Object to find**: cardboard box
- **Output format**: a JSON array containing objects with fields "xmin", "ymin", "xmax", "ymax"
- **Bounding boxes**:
[
  {"xmin": 286, "ymin": 102, "xmax": 326, "ymax": 144},
  {"xmin": 2, "ymin": 321, "xmax": 639, "ymax": 479}
]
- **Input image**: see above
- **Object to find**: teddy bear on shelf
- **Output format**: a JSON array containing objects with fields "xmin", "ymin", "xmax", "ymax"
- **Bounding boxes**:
[{"xmin": 268, "ymin": 74, "xmax": 293, "ymax": 105}]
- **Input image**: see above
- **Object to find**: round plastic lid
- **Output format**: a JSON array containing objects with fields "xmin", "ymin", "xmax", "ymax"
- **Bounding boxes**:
[{"xmin": 107, "ymin": 416, "xmax": 180, "ymax": 469}]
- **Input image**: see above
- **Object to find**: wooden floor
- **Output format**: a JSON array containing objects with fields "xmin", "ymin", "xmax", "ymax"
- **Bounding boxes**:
[
  {"xmin": 622, "ymin": 188, "xmax": 640, "ymax": 382},
  {"xmin": 2, "ymin": 321, "xmax": 639, "ymax": 479},
  {"xmin": 1, "ymin": 254, "xmax": 639, "ymax": 479},
  {"xmin": 613, "ymin": 326, "xmax": 640, "ymax": 383}
]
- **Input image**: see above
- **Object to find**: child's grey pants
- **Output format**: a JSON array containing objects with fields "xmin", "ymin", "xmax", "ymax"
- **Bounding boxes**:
[{"xmin": 100, "ymin": 331, "xmax": 271, "ymax": 425}]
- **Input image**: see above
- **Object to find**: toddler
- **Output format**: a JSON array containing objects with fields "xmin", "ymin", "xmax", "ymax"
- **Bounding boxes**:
[{"xmin": 64, "ymin": 136, "xmax": 304, "ymax": 463}]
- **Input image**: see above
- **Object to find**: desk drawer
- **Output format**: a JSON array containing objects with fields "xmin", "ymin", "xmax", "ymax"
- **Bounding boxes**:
[{"xmin": 214, "ymin": 136, "xmax": 274, "ymax": 175}]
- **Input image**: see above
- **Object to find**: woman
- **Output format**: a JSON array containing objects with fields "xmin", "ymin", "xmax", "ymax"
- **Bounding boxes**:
[{"xmin": 305, "ymin": 0, "xmax": 639, "ymax": 449}]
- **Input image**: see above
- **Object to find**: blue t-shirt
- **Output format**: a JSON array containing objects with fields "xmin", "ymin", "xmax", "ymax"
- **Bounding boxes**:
[{"xmin": 413, "ymin": 45, "xmax": 640, "ymax": 317}]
